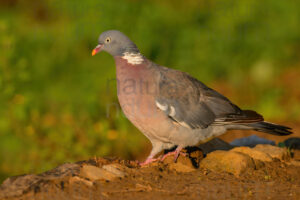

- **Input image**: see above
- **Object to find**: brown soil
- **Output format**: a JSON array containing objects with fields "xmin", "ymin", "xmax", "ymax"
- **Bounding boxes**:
[
  {"xmin": 1, "ymin": 156, "xmax": 300, "ymax": 200},
  {"xmin": 1, "ymin": 122, "xmax": 300, "ymax": 200}
]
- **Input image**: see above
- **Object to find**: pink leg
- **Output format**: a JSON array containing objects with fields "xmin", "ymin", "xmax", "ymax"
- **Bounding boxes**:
[
  {"xmin": 160, "ymin": 146, "xmax": 186, "ymax": 162},
  {"xmin": 139, "ymin": 144, "xmax": 164, "ymax": 166},
  {"xmin": 139, "ymin": 157, "xmax": 158, "ymax": 166}
]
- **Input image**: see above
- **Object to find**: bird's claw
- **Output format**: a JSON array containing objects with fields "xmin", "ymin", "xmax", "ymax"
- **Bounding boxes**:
[
  {"xmin": 139, "ymin": 158, "xmax": 158, "ymax": 166},
  {"xmin": 160, "ymin": 150, "xmax": 187, "ymax": 162}
]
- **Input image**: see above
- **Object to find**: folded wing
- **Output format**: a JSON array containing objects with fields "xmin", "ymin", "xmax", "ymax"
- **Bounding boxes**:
[{"xmin": 156, "ymin": 67, "xmax": 263, "ymax": 129}]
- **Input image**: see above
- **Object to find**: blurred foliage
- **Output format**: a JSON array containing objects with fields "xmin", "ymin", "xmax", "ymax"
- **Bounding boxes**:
[{"xmin": 0, "ymin": 0, "xmax": 300, "ymax": 181}]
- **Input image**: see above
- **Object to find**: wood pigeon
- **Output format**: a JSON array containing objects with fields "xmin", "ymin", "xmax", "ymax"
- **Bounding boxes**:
[{"xmin": 92, "ymin": 30, "xmax": 292, "ymax": 165}]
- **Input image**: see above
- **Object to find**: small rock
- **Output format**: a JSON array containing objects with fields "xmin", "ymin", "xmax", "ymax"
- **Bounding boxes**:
[
  {"xmin": 80, "ymin": 165, "xmax": 119, "ymax": 181},
  {"xmin": 164, "ymin": 155, "xmax": 196, "ymax": 172},
  {"xmin": 231, "ymin": 146, "xmax": 273, "ymax": 162},
  {"xmin": 254, "ymin": 144, "xmax": 289, "ymax": 160},
  {"xmin": 69, "ymin": 176, "xmax": 93, "ymax": 187},
  {"xmin": 168, "ymin": 162, "xmax": 195, "ymax": 173},
  {"xmin": 102, "ymin": 164, "xmax": 126, "ymax": 178},
  {"xmin": 0, "ymin": 163, "xmax": 81, "ymax": 199},
  {"xmin": 0, "ymin": 174, "xmax": 39, "ymax": 198},
  {"xmin": 200, "ymin": 150, "xmax": 255, "ymax": 176}
]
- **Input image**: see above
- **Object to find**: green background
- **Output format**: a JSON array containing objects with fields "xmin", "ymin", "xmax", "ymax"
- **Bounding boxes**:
[{"xmin": 0, "ymin": 0, "xmax": 299, "ymax": 182}]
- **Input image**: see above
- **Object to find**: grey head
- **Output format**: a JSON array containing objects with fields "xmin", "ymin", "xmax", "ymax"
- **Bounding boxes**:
[{"xmin": 92, "ymin": 30, "xmax": 139, "ymax": 57}]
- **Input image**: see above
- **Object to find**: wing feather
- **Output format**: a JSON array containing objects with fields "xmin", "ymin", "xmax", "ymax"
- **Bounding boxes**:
[{"xmin": 155, "ymin": 67, "xmax": 263, "ymax": 129}]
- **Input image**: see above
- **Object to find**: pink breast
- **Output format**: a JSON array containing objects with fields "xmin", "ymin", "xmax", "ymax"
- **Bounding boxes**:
[{"xmin": 114, "ymin": 57, "xmax": 165, "ymax": 133}]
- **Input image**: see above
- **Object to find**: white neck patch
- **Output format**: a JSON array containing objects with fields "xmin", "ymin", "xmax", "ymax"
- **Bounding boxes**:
[{"xmin": 122, "ymin": 52, "xmax": 144, "ymax": 65}]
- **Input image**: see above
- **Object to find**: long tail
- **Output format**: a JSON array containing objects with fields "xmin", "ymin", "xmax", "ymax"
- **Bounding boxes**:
[{"xmin": 247, "ymin": 121, "xmax": 292, "ymax": 136}]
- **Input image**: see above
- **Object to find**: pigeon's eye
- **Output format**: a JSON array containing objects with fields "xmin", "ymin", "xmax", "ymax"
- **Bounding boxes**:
[{"xmin": 105, "ymin": 37, "xmax": 111, "ymax": 43}]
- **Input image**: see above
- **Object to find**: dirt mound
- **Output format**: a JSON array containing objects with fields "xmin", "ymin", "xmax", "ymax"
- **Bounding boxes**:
[{"xmin": 1, "ymin": 143, "xmax": 300, "ymax": 200}]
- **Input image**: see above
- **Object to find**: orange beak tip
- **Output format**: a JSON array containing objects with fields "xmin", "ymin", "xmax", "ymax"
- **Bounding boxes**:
[
  {"xmin": 92, "ymin": 44, "xmax": 102, "ymax": 56},
  {"xmin": 92, "ymin": 49, "xmax": 96, "ymax": 56}
]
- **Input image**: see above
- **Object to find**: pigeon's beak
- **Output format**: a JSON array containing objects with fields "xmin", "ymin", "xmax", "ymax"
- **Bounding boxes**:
[{"xmin": 92, "ymin": 44, "xmax": 103, "ymax": 56}]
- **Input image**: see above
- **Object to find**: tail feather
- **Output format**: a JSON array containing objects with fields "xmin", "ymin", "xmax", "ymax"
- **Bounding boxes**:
[
  {"xmin": 247, "ymin": 121, "xmax": 292, "ymax": 136},
  {"xmin": 215, "ymin": 110, "xmax": 264, "ymax": 124}
]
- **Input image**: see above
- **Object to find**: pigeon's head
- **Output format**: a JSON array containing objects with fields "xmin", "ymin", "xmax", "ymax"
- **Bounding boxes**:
[{"xmin": 92, "ymin": 30, "xmax": 139, "ymax": 57}]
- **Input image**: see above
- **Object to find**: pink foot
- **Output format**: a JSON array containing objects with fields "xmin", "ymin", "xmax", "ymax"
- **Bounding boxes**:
[
  {"xmin": 160, "ymin": 147, "xmax": 186, "ymax": 162},
  {"xmin": 139, "ymin": 158, "xmax": 158, "ymax": 166}
]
